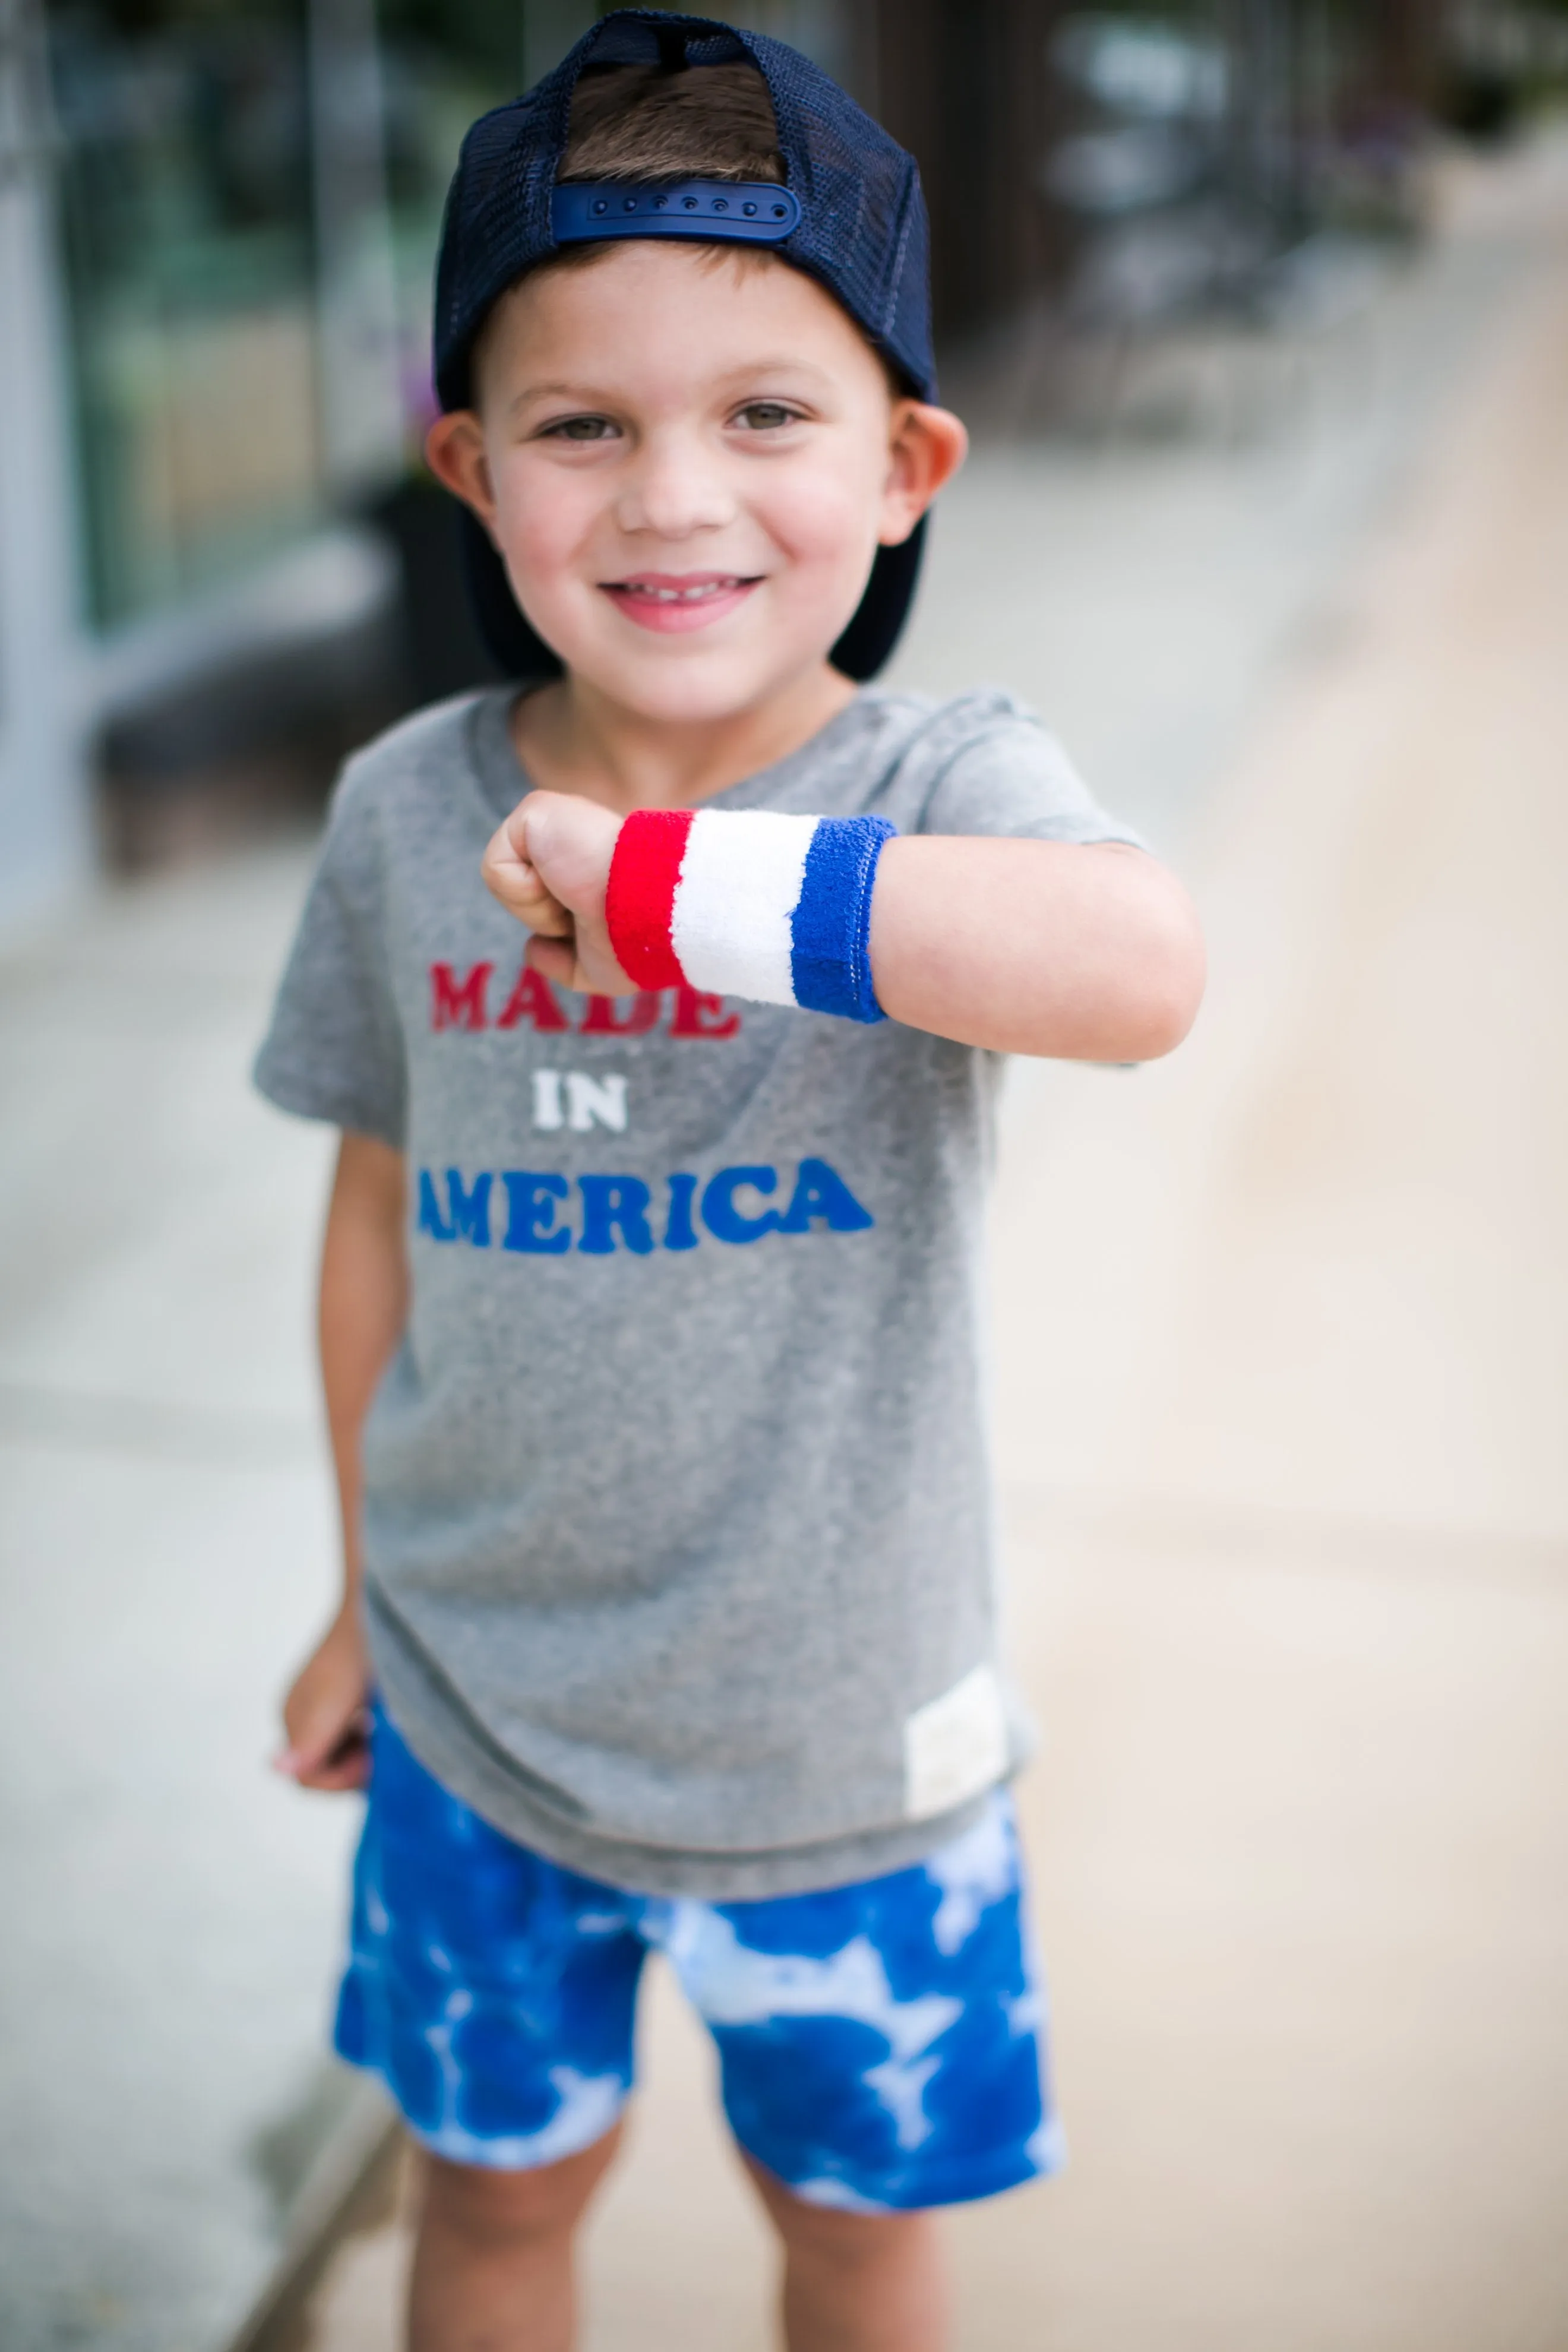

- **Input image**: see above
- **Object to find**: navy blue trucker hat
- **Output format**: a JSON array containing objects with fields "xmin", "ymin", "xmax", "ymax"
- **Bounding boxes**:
[{"xmin": 432, "ymin": 8, "xmax": 937, "ymax": 683}]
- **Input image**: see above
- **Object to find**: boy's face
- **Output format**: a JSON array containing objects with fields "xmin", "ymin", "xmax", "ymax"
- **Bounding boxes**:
[{"xmin": 428, "ymin": 244, "xmax": 965, "ymax": 724}]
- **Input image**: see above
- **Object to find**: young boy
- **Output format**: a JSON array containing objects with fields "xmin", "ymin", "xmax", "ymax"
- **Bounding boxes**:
[{"xmin": 258, "ymin": 14, "xmax": 1203, "ymax": 2349}]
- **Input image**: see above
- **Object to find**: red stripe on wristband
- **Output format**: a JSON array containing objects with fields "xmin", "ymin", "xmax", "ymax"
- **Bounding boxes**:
[{"xmin": 604, "ymin": 807, "xmax": 693, "ymax": 990}]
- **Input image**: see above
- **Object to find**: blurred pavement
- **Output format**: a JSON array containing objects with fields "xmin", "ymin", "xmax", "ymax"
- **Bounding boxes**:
[
  {"xmin": 2, "ymin": 137, "xmax": 1566, "ymax": 2352},
  {"xmin": 0, "ymin": 852, "xmax": 355, "ymax": 2352}
]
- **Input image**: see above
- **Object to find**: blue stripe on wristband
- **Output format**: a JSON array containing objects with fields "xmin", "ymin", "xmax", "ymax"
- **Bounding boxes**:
[{"xmin": 789, "ymin": 814, "xmax": 896, "ymax": 1023}]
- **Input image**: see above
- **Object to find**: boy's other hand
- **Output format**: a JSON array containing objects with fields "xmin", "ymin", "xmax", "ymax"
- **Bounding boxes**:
[
  {"xmin": 276, "ymin": 1607, "xmax": 373, "ymax": 1793},
  {"xmin": 482, "ymin": 791, "xmax": 637, "ymax": 997}
]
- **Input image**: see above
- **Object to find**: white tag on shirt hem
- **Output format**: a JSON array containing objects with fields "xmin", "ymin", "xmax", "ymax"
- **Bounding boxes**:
[{"xmin": 903, "ymin": 1664, "xmax": 1009, "ymax": 1820}]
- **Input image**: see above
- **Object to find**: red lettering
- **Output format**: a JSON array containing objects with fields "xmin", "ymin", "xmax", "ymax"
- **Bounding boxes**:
[
  {"xmin": 671, "ymin": 986, "xmax": 741, "ymax": 1039},
  {"xmin": 431, "ymin": 962, "xmax": 492, "ymax": 1031},
  {"xmin": 495, "ymin": 965, "xmax": 570, "ymax": 1033},
  {"xmin": 580, "ymin": 991, "xmax": 662, "ymax": 1035}
]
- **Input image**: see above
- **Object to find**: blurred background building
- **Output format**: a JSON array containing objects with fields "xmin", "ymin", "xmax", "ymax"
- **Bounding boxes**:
[{"xmin": 4, "ymin": 0, "xmax": 1564, "ymax": 919}]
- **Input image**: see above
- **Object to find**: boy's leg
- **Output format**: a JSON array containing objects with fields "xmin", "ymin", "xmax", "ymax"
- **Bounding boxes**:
[
  {"xmin": 409, "ymin": 2123, "xmax": 623, "ymax": 2352},
  {"xmin": 663, "ymin": 1794, "xmax": 1054, "ymax": 2352},
  {"xmin": 334, "ymin": 1707, "xmax": 649, "ymax": 2351},
  {"xmin": 743, "ymin": 2153, "xmax": 949, "ymax": 2352}
]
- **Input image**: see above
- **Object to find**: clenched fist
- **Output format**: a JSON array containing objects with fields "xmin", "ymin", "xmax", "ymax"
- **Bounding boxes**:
[{"xmin": 481, "ymin": 790, "xmax": 637, "ymax": 997}]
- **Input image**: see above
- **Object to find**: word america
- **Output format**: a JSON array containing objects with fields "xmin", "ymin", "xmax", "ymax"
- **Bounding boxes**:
[
  {"xmin": 606, "ymin": 808, "xmax": 893, "ymax": 1022},
  {"xmin": 418, "ymin": 1158, "xmax": 873, "ymax": 1255}
]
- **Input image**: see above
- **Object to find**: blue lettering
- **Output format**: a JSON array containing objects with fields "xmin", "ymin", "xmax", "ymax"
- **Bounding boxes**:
[
  {"xmin": 417, "ymin": 1168, "xmax": 492, "ymax": 1246},
  {"xmin": 663, "ymin": 1172, "xmax": 700, "ymax": 1252},
  {"xmin": 421, "ymin": 1159, "xmax": 872, "ymax": 1256},
  {"xmin": 502, "ymin": 1171, "xmax": 570, "ymax": 1255},
  {"xmin": 778, "ymin": 1157, "xmax": 874, "ymax": 1235},
  {"xmin": 702, "ymin": 1165, "xmax": 782, "ymax": 1244},
  {"xmin": 416, "ymin": 1169, "xmax": 455, "ymax": 1243},
  {"xmin": 444, "ymin": 1169, "xmax": 492, "ymax": 1247},
  {"xmin": 578, "ymin": 1175, "xmax": 655, "ymax": 1256}
]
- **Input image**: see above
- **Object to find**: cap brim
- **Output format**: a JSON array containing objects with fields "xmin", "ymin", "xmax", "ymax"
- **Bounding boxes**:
[{"xmin": 457, "ymin": 505, "xmax": 925, "ymax": 687}]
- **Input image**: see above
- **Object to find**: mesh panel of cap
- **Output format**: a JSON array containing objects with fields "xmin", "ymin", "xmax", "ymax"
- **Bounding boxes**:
[{"xmin": 434, "ymin": 9, "xmax": 935, "ymax": 410}]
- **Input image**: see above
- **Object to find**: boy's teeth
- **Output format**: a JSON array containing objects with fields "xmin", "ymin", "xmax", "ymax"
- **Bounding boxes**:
[{"xmin": 636, "ymin": 580, "xmax": 736, "ymax": 602}]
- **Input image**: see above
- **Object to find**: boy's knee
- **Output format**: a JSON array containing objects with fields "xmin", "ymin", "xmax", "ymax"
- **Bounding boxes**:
[
  {"xmin": 746, "ymin": 2159, "xmax": 928, "ymax": 2269},
  {"xmin": 422, "ymin": 2126, "xmax": 621, "ymax": 2251}
]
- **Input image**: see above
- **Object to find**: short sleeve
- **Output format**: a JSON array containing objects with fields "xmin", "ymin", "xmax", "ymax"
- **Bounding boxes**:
[
  {"xmin": 252, "ymin": 766, "xmax": 407, "ymax": 1147},
  {"xmin": 916, "ymin": 707, "xmax": 1146, "ymax": 851}
]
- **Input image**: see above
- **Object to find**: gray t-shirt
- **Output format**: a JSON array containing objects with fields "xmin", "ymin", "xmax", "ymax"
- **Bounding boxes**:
[{"xmin": 255, "ymin": 685, "xmax": 1139, "ymax": 1896}]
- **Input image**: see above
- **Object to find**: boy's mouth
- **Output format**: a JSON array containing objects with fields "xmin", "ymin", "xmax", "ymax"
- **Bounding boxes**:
[{"xmin": 600, "ymin": 572, "xmax": 761, "ymax": 634}]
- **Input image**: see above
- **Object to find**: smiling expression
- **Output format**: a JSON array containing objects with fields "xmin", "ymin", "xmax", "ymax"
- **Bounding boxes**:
[{"xmin": 440, "ymin": 242, "xmax": 957, "ymax": 723}]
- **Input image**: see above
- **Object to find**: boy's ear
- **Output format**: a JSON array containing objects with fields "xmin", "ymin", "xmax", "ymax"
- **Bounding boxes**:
[
  {"xmin": 879, "ymin": 402, "xmax": 968, "ymax": 548},
  {"xmin": 425, "ymin": 412, "xmax": 497, "ymax": 529}
]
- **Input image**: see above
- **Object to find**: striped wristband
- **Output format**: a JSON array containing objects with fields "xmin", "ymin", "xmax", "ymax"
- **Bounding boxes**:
[{"xmin": 605, "ymin": 808, "xmax": 895, "ymax": 1023}]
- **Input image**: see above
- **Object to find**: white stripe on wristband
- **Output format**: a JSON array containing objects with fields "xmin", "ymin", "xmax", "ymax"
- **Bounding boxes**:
[{"xmin": 674, "ymin": 810, "xmax": 813, "ymax": 1004}]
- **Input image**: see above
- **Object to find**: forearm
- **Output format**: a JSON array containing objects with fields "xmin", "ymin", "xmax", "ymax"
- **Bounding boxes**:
[
  {"xmin": 867, "ymin": 837, "xmax": 1205, "ymax": 1060},
  {"xmin": 486, "ymin": 792, "xmax": 1205, "ymax": 1060},
  {"xmin": 319, "ymin": 1131, "xmax": 409, "ymax": 1615}
]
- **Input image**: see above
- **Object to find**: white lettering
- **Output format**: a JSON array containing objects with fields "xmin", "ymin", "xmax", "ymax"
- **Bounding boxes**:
[
  {"xmin": 531, "ymin": 1070, "xmax": 564, "ymax": 1130},
  {"xmin": 567, "ymin": 1072, "xmax": 628, "ymax": 1133}
]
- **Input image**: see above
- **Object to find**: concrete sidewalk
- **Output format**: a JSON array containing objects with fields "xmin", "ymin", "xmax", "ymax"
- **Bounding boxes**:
[{"xmin": 293, "ymin": 150, "xmax": 1568, "ymax": 2352}]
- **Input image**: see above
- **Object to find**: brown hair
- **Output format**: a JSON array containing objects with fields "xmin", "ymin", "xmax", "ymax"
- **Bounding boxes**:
[{"xmin": 559, "ymin": 59, "xmax": 785, "ymax": 185}]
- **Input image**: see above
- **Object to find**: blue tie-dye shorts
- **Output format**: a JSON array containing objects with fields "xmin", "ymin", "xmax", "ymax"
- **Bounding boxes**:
[{"xmin": 334, "ymin": 1702, "xmax": 1061, "ymax": 2212}]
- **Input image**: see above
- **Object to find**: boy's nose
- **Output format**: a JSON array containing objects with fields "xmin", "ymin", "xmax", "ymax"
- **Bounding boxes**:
[{"xmin": 614, "ymin": 437, "xmax": 736, "ymax": 540}]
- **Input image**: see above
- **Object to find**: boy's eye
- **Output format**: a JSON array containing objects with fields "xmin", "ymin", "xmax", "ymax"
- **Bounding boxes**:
[
  {"xmin": 542, "ymin": 415, "xmax": 619, "ymax": 441},
  {"xmin": 734, "ymin": 402, "xmax": 800, "ymax": 431}
]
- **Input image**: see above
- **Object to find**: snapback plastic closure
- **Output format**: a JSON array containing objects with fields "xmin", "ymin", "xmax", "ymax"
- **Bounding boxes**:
[{"xmin": 552, "ymin": 179, "xmax": 802, "ymax": 246}]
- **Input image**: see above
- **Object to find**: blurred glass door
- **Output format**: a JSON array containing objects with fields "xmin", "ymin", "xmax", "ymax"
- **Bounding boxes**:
[{"xmin": 49, "ymin": 0, "xmax": 326, "ymax": 625}]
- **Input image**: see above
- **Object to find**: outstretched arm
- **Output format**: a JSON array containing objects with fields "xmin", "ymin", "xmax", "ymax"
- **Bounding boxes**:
[
  {"xmin": 276, "ymin": 1130, "xmax": 408, "ymax": 1792},
  {"xmin": 482, "ymin": 792, "xmax": 1204, "ymax": 1063},
  {"xmin": 867, "ymin": 834, "xmax": 1202, "ymax": 1059}
]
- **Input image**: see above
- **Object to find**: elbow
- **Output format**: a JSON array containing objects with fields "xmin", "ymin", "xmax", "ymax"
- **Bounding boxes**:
[
  {"xmin": 1124, "ymin": 973, "xmax": 1203, "ymax": 1060},
  {"xmin": 1123, "ymin": 889, "xmax": 1206, "ymax": 1059},
  {"xmin": 1068, "ymin": 872, "xmax": 1204, "ymax": 1063}
]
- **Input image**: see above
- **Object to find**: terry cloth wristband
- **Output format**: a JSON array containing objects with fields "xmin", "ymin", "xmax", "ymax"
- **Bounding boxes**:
[{"xmin": 606, "ymin": 810, "xmax": 895, "ymax": 1023}]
